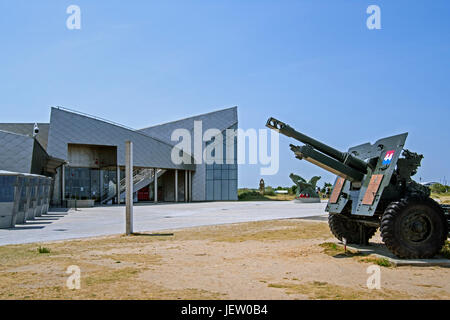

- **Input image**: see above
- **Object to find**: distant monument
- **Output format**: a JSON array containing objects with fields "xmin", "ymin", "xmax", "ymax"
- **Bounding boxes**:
[
  {"xmin": 259, "ymin": 178, "xmax": 265, "ymax": 195},
  {"xmin": 289, "ymin": 173, "xmax": 321, "ymax": 203}
]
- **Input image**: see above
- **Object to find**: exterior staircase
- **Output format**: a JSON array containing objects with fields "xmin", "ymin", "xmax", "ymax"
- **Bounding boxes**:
[{"xmin": 101, "ymin": 168, "xmax": 166, "ymax": 204}]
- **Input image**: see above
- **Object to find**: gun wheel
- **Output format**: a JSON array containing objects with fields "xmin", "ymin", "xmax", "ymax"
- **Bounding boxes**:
[
  {"xmin": 328, "ymin": 214, "xmax": 377, "ymax": 244},
  {"xmin": 381, "ymin": 197, "xmax": 448, "ymax": 259}
]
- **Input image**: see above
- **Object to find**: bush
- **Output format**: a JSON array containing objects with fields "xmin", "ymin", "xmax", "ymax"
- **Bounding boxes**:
[
  {"xmin": 37, "ymin": 246, "xmax": 51, "ymax": 254},
  {"xmin": 430, "ymin": 183, "xmax": 449, "ymax": 194},
  {"xmin": 238, "ymin": 191, "xmax": 267, "ymax": 201},
  {"xmin": 441, "ymin": 241, "xmax": 450, "ymax": 259},
  {"xmin": 289, "ymin": 185, "xmax": 296, "ymax": 195},
  {"xmin": 264, "ymin": 187, "xmax": 276, "ymax": 196}
]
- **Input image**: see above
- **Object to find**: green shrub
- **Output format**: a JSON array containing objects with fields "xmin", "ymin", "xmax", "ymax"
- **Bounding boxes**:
[
  {"xmin": 264, "ymin": 187, "xmax": 276, "ymax": 196},
  {"xmin": 430, "ymin": 183, "xmax": 449, "ymax": 194},
  {"xmin": 441, "ymin": 241, "xmax": 450, "ymax": 259},
  {"xmin": 238, "ymin": 191, "xmax": 267, "ymax": 201},
  {"xmin": 37, "ymin": 246, "xmax": 51, "ymax": 254},
  {"xmin": 289, "ymin": 185, "xmax": 296, "ymax": 195}
]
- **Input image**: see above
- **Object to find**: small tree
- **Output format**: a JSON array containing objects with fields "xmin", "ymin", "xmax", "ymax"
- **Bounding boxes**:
[
  {"xmin": 430, "ymin": 183, "xmax": 449, "ymax": 194},
  {"xmin": 265, "ymin": 186, "xmax": 276, "ymax": 196},
  {"xmin": 289, "ymin": 185, "xmax": 297, "ymax": 195},
  {"xmin": 321, "ymin": 182, "xmax": 332, "ymax": 193}
]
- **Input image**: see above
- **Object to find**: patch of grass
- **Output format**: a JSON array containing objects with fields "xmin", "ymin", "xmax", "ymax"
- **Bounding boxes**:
[
  {"xmin": 237, "ymin": 189, "xmax": 295, "ymax": 201},
  {"xmin": 440, "ymin": 241, "xmax": 450, "ymax": 259},
  {"xmin": 431, "ymin": 192, "xmax": 450, "ymax": 204},
  {"xmin": 319, "ymin": 242, "xmax": 394, "ymax": 267},
  {"xmin": 37, "ymin": 246, "xmax": 51, "ymax": 254},
  {"xmin": 267, "ymin": 281, "xmax": 408, "ymax": 300},
  {"xmin": 176, "ymin": 220, "xmax": 332, "ymax": 242},
  {"xmin": 238, "ymin": 190, "xmax": 270, "ymax": 201},
  {"xmin": 100, "ymin": 253, "xmax": 162, "ymax": 265},
  {"xmin": 265, "ymin": 194, "xmax": 296, "ymax": 201},
  {"xmin": 84, "ymin": 267, "xmax": 140, "ymax": 286},
  {"xmin": 319, "ymin": 242, "xmax": 361, "ymax": 257},
  {"xmin": 358, "ymin": 256, "xmax": 393, "ymax": 267}
]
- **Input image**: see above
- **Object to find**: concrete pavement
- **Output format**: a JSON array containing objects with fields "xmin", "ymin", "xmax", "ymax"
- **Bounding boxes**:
[{"xmin": 0, "ymin": 201, "xmax": 328, "ymax": 246}]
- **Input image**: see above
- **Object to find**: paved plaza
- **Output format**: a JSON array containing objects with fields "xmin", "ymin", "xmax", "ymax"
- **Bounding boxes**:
[{"xmin": 0, "ymin": 201, "xmax": 327, "ymax": 246}]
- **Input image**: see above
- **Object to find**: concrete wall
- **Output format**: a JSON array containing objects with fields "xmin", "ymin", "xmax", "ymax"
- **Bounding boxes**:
[
  {"xmin": 0, "ymin": 203, "xmax": 14, "ymax": 228},
  {"xmin": 67, "ymin": 144, "xmax": 117, "ymax": 168}
]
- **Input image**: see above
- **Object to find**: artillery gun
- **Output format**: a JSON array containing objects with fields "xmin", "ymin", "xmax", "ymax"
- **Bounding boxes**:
[{"xmin": 266, "ymin": 117, "xmax": 449, "ymax": 259}]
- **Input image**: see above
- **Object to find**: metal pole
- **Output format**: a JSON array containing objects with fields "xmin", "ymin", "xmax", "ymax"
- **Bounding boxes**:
[
  {"xmin": 125, "ymin": 141, "xmax": 133, "ymax": 235},
  {"xmin": 189, "ymin": 171, "xmax": 192, "ymax": 202},
  {"xmin": 116, "ymin": 166, "xmax": 121, "ymax": 204},
  {"xmin": 154, "ymin": 168, "xmax": 158, "ymax": 204},
  {"xmin": 116, "ymin": 151, "xmax": 121, "ymax": 205},
  {"xmin": 61, "ymin": 165, "xmax": 66, "ymax": 205},
  {"xmin": 185, "ymin": 170, "xmax": 188, "ymax": 203},
  {"xmin": 174, "ymin": 169, "xmax": 178, "ymax": 202}
]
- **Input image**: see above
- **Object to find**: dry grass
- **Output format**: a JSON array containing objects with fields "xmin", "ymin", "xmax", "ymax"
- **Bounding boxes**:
[
  {"xmin": 0, "ymin": 218, "xmax": 448, "ymax": 300},
  {"xmin": 267, "ymin": 281, "xmax": 410, "ymax": 300},
  {"xmin": 431, "ymin": 193, "xmax": 450, "ymax": 204},
  {"xmin": 441, "ymin": 241, "xmax": 450, "ymax": 259},
  {"xmin": 169, "ymin": 220, "xmax": 332, "ymax": 242},
  {"xmin": 0, "ymin": 219, "xmax": 331, "ymax": 299},
  {"xmin": 319, "ymin": 242, "xmax": 393, "ymax": 267},
  {"xmin": 356, "ymin": 256, "xmax": 393, "ymax": 267},
  {"xmin": 265, "ymin": 194, "xmax": 296, "ymax": 201},
  {"xmin": 319, "ymin": 242, "xmax": 361, "ymax": 257},
  {"xmin": 0, "ymin": 235, "xmax": 221, "ymax": 300}
]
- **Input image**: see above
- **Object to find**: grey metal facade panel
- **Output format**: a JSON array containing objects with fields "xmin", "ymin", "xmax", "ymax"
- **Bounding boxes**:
[
  {"xmin": 46, "ymin": 108, "xmax": 195, "ymax": 171},
  {"xmin": 138, "ymin": 107, "xmax": 238, "ymax": 202},
  {"xmin": 192, "ymin": 163, "xmax": 206, "ymax": 201},
  {"xmin": 0, "ymin": 123, "xmax": 49, "ymax": 150},
  {"xmin": 0, "ymin": 130, "xmax": 34, "ymax": 173},
  {"xmin": 30, "ymin": 140, "xmax": 49, "ymax": 175},
  {"xmin": 138, "ymin": 106, "xmax": 238, "ymax": 146}
]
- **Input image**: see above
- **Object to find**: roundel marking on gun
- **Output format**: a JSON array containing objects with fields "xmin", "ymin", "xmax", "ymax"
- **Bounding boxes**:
[{"xmin": 382, "ymin": 150, "xmax": 395, "ymax": 165}]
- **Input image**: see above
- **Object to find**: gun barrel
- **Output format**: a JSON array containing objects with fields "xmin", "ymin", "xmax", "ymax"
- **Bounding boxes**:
[
  {"xmin": 266, "ymin": 117, "xmax": 369, "ymax": 178},
  {"xmin": 266, "ymin": 117, "xmax": 345, "ymax": 161}
]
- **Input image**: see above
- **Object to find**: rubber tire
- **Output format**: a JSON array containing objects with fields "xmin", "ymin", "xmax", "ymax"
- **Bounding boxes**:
[
  {"xmin": 381, "ymin": 197, "xmax": 448, "ymax": 259},
  {"xmin": 328, "ymin": 214, "xmax": 377, "ymax": 244}
]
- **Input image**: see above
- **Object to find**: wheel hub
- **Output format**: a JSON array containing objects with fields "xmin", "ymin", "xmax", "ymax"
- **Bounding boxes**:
[{"xmin": 401, "ymin": 211, "xmax": 432, "ymax": 243}]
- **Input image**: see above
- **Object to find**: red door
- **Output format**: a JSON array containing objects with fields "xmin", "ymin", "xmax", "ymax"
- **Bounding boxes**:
[{"xmin": 137, "ymin": 186, "xmax": 150, "ymax": 201}]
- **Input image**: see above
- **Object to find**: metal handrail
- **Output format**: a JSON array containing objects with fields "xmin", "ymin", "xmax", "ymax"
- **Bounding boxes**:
[{"xmin": 101, "ymin": 168, "xmax": 165, "ymax": 204}]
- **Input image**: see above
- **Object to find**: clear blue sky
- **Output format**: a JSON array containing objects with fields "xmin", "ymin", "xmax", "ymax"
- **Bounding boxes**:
[{"xmin": 1, "ymin": 0, "xmax": 449, "ymax": 188}]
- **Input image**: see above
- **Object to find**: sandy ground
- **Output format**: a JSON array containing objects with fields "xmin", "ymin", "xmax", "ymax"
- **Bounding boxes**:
[{"xmin": 0, "ymin": 218, "xmax": 449, "ymax": 300}]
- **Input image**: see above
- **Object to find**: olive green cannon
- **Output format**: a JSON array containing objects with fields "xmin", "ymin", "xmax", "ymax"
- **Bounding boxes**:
[{"xmin": 266, "ymin": 117, "xmax": 449, "ymax": 259}]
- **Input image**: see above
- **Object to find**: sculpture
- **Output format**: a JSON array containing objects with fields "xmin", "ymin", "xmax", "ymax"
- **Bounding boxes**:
[
  {"xmin": 259, "ymin": 178, "xmax": 265, "ymax": 195},
  {"xmin": 289, "ymin": 173, "xmax": 321, "ymax": 203}
]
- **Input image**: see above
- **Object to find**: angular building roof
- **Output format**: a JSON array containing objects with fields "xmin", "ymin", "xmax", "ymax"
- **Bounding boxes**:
[
  {"xmin": 46, "ymin": 107, "xmax": 196, "ymax": 170},
  {"xmin": 0, "ymin": 129, "xmax": 65, "ymax": 175},
  {"xmin": 139, "ymin": 106, "xmax": 238, "ymax": 146},
  {"xmin": 0, "ymin": 129, "xmax": 35, "ymax": 173},
  {"xmin": 0, "ymin": 123, "xmax": 49, "ymax": 150}
]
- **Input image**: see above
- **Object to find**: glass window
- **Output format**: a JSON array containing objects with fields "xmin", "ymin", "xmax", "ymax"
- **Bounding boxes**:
[{"xmin": 0, "ymin": 176, "xmax": 16, "ymax": 202}]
